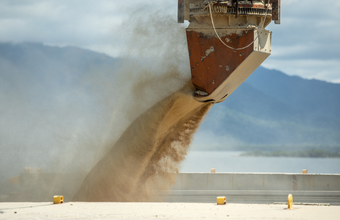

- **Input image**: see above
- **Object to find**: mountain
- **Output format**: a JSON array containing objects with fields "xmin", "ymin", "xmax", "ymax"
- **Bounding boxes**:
[
  {"xmin": 0, "ymin": 42, "xmax": 119, "ymax": 107},
  {"xmin": 1, "ymin": 42, "xmax": 339, "ymax": 151},
  {"xmin": 247, "ymin": 67, "xmax": 340, "ymax": 119},
  {"xmin": 194, "ymin": 67, "xmax": 340, "ymax": 150}
]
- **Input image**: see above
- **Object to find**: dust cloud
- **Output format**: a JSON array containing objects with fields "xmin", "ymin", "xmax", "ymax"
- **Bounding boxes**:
[
  {"xmin": 0, "ymin": 3, "xmax": 212, "ymax": 202},
  {"xmin": 73, "ymin": 84, "xmax": 211, "ymax": 201},
  {"xmin": 73, "ymin": 8, "xmax": 213, "ymax": 201},
  {"xmin": 85, "ymin": 9, "xmax": 193, "ymax": 164}
]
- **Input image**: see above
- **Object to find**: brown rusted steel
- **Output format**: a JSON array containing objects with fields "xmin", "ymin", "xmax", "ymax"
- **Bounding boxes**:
[
  {"xmin": 270, "ymin": 0, "xmax": 280, "ymax": 22},
  {"xmin": 186, "ymin": 29, "xmax": 254, "ymax": 95},
  {"xmin": 179, "ymin": 0, "xmax": 277, "ymax": 102}
]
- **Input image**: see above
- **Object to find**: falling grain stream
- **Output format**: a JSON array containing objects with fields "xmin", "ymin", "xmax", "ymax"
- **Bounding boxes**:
[{"xmin": 73, "ymin": 83, "xmax": 212, "ymax": 201}]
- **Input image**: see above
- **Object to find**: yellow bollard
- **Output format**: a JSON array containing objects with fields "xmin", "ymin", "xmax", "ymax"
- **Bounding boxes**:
[
  {"xmin": 211, "ymin": 168, "xmax": 216, "ymax": 173},
  {"xmin": 53, "ymin": 195, "xmax": 64, "ymax": 204},
  {"xmin": 288, "ymin": 194, "xmax": 293, "ymax": 209},
  {"xmin": 217, "ymin": 196, "xmax": 226, "ymax": 205},
  {"xmin": 302, "ymin": 169, "xmax": 307, "ymax": 174}
]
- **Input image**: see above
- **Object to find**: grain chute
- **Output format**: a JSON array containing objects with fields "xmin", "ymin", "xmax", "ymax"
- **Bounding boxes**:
[{"xmin": 178, "ymin": 0, "xmax": 281, "ymax": 102}]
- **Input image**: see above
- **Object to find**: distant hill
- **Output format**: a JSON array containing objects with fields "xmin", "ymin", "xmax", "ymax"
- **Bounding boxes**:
[
  {"xmin": 247, "ymin": 67, "xmax": 340, "ymax": 119},
  {"xmin": 194, "ymin": 67, "xmax": 340, "ymax": 150},
  {"xmin": 0, "ymin": 42, "xmax": 119, "ymax": 106},
  {"xmin": 1, "ymin": 42, "xmax": 339, "ymax": 152}
]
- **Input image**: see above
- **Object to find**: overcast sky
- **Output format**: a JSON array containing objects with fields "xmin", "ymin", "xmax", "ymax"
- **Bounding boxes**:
[{"xmin": 1, "ymin": 0, "xmax": 339, "ymax": 83}]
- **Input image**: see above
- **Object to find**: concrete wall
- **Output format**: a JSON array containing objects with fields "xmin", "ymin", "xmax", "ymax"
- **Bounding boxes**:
[
  {"xmin": 163, "ymin": 173, "xmax": 340, "ymax": 205},
  {"xmin": 2, "ymin": 173, "xmax": 85, "ymax": 202},
  {"xmin": 4, "ymin": 172, "xmax": 340, "ymax": 205}
]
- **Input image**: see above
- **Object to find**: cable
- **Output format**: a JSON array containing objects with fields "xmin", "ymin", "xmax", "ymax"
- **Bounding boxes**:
[
  {"xmin": 260, "ymin": 0, "xmax": 270, "ymax": 29},
  {"xmin": 208, "ymin": 0, "xmax": 270, "ymax": 50}
]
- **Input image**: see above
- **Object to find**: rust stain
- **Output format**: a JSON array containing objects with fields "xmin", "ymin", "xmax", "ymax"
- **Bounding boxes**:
[
  {"xmin": 186, "ymin": 30, "xmax": 254, "ymax": 95},
  {"xmin": 271, "ymin": 0, "xmax": 280, "ymax": 21}
]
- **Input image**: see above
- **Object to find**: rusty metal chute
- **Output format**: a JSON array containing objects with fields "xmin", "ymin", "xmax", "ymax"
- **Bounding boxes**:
[{"xmin": 178, "ymin": 0, "xmax": 281, "ymax": 103}]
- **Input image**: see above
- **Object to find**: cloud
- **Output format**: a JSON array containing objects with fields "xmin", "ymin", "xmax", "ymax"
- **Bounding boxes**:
[
  {"xmin": 264, "ymin": 0, "xmax": 340, "ymax": 81},
  {"xmin": 0, "ymin": 5, "xmax": 191, "ymax": 181},
  {"xmin": 0, "ymin": 0, "xmax": 125, "ymax": 50},
  {"xmin": 0, "ymin": 0, "xmax": 339, "ymax": 82}
]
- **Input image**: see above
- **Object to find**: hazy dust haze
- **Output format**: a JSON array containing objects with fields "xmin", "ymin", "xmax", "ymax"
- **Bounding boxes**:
[
  {"xmin": 71, "ymin": 7, "xmax": 214, "ymax": 201},
  {"xmin": 0, "ymin": 3, "xmax": 212, "ymax": 202}
]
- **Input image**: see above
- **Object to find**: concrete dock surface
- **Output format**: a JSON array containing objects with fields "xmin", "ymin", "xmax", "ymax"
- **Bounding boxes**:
[{"xmin": 0, "ymin": 202, "xmax": 339, "ymax": 220}]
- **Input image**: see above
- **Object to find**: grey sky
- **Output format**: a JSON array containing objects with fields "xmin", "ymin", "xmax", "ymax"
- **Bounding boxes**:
[{"xmin": 1, "ymin": 0, "xmax": 339, "ymax": 82}]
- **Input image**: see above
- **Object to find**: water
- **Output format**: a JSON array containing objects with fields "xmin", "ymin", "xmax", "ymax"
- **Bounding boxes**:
[{"xmin": 180, "ymin": 151, "xmax": 340, "ymax": 174}]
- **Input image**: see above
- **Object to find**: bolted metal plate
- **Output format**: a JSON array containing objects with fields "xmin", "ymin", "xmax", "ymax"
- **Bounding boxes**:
[
  {"xmin": 186, "ymin": 28, "xmax": 271, "ymax": 102},
  {"xmin": 187, "ymin": 29, "xmax": 254, "ymax": 95}
]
